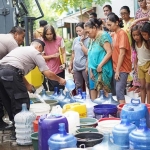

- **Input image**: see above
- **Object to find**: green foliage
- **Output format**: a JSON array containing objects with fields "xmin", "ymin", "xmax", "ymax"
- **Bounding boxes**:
[
  {"xmin": 64, "ymin": 39, "xmax": 73, "ymax": 54},
  {"xmin": 51, "ymin": 0, "xmax": 111, "ymax": 15}
]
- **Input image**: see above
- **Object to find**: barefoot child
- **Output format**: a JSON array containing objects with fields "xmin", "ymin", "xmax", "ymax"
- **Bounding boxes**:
[{"xmin": 131, "ymin": 23, "xmax": 150, "ymax": 103}]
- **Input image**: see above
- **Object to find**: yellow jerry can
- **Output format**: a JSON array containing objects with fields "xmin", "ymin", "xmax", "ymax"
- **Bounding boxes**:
[
  {"xmin": 25, "ymin": 67, "xmax": 44, "ymax": 88},
  {"xmin": 63, "ymin": 103, "xmax": 87, "ymax": 118}
]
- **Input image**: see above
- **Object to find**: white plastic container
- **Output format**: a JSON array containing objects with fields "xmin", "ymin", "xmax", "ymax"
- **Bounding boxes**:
[
  {"xmin": 96, "ymin": 120, "xmax": 121, "ymax": 134},
  {"xmin": 30, "ymin": 103, "xmax": 50, "ymax": 116},
  {"xmin": 84, "ymin": 95, "xmax": 97, "ymax": 118},
  {"xmin": 63, "ymin": 111, "xmax": 80, "ymax": 134},
  {"xmin": 14, "ymin": 103, "xmax": 36, "ymax": 145}
]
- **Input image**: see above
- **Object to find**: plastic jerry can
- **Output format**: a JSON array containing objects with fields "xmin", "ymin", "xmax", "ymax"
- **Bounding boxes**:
[
  {"xmin": 63, "ymin": 103, "xmax": 87, "ymax": 118},
  {"xmin": 38, "ymin": 114, "xmax": 68, "ymax": 150},
  {"xmin": 48, "ymin": 123, "xmax": 77, "ymax": 150}
]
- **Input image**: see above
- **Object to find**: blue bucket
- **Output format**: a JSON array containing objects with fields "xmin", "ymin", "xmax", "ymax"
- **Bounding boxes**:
[{"xmin": 94, "ymin": 104, "xmax": 117, "ymax": 119}]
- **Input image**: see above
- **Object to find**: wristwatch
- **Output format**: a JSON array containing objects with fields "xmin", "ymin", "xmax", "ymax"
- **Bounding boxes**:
[{"xmin": 64, "ymin": 63, "xmax": 66, "ymax": 68}]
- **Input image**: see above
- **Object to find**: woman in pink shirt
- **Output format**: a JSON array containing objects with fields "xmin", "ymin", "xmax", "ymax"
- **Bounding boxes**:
[{"xmin": 43, "ymin": 25, "xmax": 66, "ymax": 91}]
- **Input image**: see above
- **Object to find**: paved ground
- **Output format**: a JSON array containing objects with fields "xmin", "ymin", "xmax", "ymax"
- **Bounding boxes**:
[
  {"xmin": 0, "ymin": 67, "xmax": 137, "ymax": 149},
  {"xmin": 0, "ymin": 68, "xmax": 74, "ymax": 150}
]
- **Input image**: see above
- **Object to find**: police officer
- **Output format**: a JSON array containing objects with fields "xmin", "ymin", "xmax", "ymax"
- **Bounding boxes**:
[
  {"xmin": 0, "ymin": 26, "xmax": 25, "ymax": 130},
  {"xmin": 0, "ymin": 39, "xmax": 66, "ymax": 139}
]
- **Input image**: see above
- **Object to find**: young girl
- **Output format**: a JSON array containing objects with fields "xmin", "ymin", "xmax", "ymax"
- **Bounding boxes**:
[
  {"xmin": 107, "ymin": 13, "xmax": 132, "ymax": 104},
  {"xmin": 131, "ymin": 24, "xmax": 150, "ymax": 103}
]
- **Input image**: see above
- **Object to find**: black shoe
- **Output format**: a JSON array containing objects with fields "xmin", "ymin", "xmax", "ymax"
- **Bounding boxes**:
[
  {"xmin": 0, "ymin": 120, "xmax": 13, "ymax": 130},
  {"xmin": 10, "ymin": 130, "xmax": 16, "ymax": 140}
]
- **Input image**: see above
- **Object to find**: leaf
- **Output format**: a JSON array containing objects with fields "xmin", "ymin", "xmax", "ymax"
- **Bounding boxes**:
[{"xmin": 50, "ymin": 0, "xmax": 111, "ymax": 15}]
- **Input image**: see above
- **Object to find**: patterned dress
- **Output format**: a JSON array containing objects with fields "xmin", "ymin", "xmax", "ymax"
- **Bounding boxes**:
[{"xmin": 88, "ymin": 31, "xmax": 113, "ymax": 92}]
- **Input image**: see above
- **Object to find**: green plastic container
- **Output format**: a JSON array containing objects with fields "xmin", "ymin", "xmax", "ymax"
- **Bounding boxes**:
[
  {"xmin": 76, "ymin": 127, "xmax": 98, "ymax": 133},
  {"xmin": 31, "ymin": 132, "xmax": 38, "ymax": 150},
  {"xmin": 80, "ymin": 117, "xmax": 98, "ymax": 128}
]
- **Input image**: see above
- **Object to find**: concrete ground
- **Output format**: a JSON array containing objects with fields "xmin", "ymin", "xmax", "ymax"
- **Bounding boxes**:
[
  {"xmin": 0, "ymin": 68, "xmax": 74, "ymax": 150},
  {"xmin": 0, "ymin": 67, "xmax": 136, "ymax": 149}
]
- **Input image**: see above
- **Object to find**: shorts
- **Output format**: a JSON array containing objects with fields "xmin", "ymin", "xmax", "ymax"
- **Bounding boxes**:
[{"xmin": 138, "ymin": 61, "xmax": 150, "ymax": 83}]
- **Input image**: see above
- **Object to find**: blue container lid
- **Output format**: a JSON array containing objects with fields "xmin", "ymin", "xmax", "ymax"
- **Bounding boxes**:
[{"xmin": 48, "ymin": 123, "xmax": 77, "ymax": 143}]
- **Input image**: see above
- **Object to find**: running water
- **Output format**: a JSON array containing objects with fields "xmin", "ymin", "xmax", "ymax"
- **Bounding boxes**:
[{"xmin": 34, "ymin": 91, "xmax": 46, "ymax": 103}]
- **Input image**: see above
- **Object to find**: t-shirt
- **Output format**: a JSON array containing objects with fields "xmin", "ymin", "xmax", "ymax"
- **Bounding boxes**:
[
  {"xmin": 0, "ymin": 46, "xmax": 49, "ymax": 75},
  {"xmin": 135, "ymin": 8, "xmax": 150, "ymax": 25},
  {"xmin": 44, "ymin": 36, "xmax": 65, "ymax": 74},
  {"xmin": 72, "ymin": 36, "xmax": 89, "ymax": 71},
  {"xmin": 136, "ymin": 42, "xmax": 150, "ymax": 66},
  {"xmin": 0, "ymin": 34, "xmax": 18, "ymax": 59},
  {"xmin": 112, "ymin": 29, "xmax": 132, "ymax": 73}
]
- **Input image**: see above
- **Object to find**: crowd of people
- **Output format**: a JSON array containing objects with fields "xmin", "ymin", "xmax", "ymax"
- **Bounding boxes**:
[
  {"xmin": 0, "ymin": 0, "xmax": 150, "ymax": 140},
  {"xmin": 69, "ymin": 0, "xmax": 150, "ymax": 105}
]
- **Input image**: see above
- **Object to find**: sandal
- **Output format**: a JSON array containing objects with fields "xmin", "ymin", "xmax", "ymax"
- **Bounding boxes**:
[{"xmin": 127, "ymin": 86, "xmax": 137, "ymax": 92}]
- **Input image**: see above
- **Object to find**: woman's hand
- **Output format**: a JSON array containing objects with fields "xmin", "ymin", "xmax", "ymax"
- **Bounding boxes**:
[
  {"xmin": 97, "ymin": 64, "xmax": 102, "ymax": 73},
  {"xmin": 148, "ymin": 67, "xmax": 150, "ymax": 75},
  {"xmin": 90, "ymin": 69, "xmax": 95, "ymax": 80},
  {"xmin": 59, "ymin": 63, "xmax": 66, "ymax": 70},
  {"xmin": 53, "ymin": 53, "xmax": 59, "ymax": 58},
  {"xmin": 68, "ymin": 65, "xmax": 73, "ymax": 73},
  {"xmin": 115, "ymin": 71, "xmax": 120, "ymax": 81},
  {"xmin": 130, "ymin": 20, "xmax": 138, "ymax": 29},
  {"xmin": 85, "ymin": 67, "xmax": 88, "ymax": 76}
]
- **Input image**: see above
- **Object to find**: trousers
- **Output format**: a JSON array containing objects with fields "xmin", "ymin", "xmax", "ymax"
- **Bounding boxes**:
[
  {"xmin": 0, "ymin": 65, "xmax": 30, "ymax": 121},
  {"xmin": 48, "ymin": 70, "xmax": 65, "ymax": 91}
]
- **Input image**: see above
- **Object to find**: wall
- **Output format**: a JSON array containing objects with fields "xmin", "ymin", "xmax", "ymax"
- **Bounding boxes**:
[{"xmin": 96, "ymin": 0, "xmax": 135, "ymax": 19}]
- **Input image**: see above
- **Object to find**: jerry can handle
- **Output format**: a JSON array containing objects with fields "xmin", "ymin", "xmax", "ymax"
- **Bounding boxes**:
[
  {"xmin": 79, "ymin": 144, "xmax": 86, "ymax": 148},
  {"xmin": 131, "ymin": 99, "xmax": 140, "ymax": 105}
]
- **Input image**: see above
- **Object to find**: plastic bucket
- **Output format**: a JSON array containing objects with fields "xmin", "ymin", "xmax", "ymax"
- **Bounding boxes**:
[
  {"xmin": 31, "ymin": 132, "xmax": 38, "ymax": 150},
  {"xmin": 94, "ymin": 104, "xmax": 117, "ymax": 119},
  {"xmin": 117, "ymin": 103, "xmax": 125, "ymax": 117},
  {"xmin": 96, "ymin": 118, "xmax": 121, "ymax": 134},
  {"xmin": 30, "ymin": 103, "xmax": 50, "ymax": 116},
  {"xmin": 76, "ymin": 128, "xmax": 98, "ymax": 133},
  {"xmin": 80, "ymin": 117, "xmax": 98, "ymax": 128}
]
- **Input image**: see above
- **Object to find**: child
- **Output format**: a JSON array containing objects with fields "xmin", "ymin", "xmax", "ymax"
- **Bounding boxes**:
[{"xmin": 131, "ymin": 24, "xmax": 150, "ymax": 103}]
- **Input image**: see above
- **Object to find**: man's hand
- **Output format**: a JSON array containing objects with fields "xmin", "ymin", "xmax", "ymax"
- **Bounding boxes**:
[
  {"xmin": 59, "ymin": 78, "xmax": 66, "ymax": 85},
  {"xmin": 26, "ymin": 84, "xmax": 34, "ymax": 93}
]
